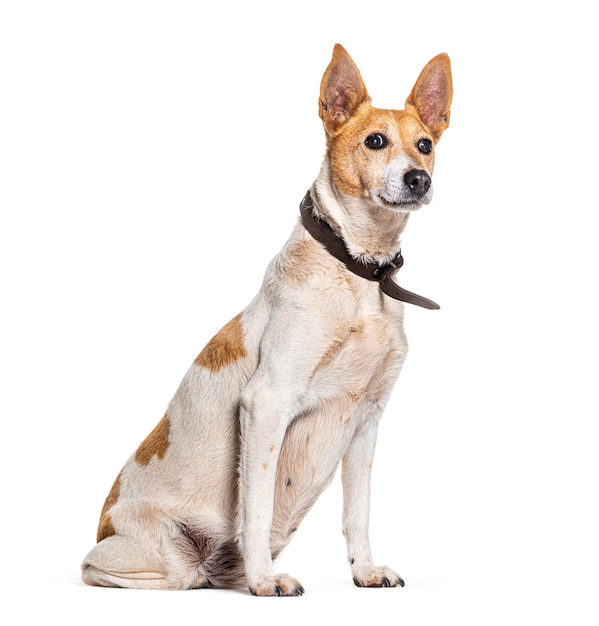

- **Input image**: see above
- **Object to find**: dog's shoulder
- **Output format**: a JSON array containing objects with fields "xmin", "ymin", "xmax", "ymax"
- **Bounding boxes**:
[{"xmin": 268, "ymin": 224, "xmax": 357, "ymax": 296}]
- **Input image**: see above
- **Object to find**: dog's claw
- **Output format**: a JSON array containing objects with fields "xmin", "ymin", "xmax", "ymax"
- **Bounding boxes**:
[
  {"xmin": 249, "ymin": 574, "xmax": 305, "ymax": 597},
  {"xmin": 353, "ymin": 566, "xmax": 404, "ymax": 589}
]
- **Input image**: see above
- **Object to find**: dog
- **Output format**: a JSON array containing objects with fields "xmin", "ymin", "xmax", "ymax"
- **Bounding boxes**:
[{"xmin": 81, "ymin": 44, "xmax": 452, "ymax": 596}]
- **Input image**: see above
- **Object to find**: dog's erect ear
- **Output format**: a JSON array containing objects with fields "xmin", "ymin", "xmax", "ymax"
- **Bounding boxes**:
[
  {"xmin": 319, "ymin": 44, "xmax": 370, "ymax": 135},
  {"xmin": 406, "ymin": 53, "xmax": 453, "ymax": 141}
]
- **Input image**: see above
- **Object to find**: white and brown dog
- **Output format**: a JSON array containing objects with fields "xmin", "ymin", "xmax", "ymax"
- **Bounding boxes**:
[{"xmin": 81, "ymin": 44, "xmax": 452, "ymax": 596}]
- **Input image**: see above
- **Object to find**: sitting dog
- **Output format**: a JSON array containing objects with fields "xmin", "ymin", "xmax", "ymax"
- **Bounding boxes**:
[{"xmin": 81, "ymin": 44, "xmax": 452, "ymax": 596}]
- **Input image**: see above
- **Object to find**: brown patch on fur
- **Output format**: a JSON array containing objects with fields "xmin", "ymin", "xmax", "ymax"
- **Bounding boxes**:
[
  {"xmin": 135, "ymin": 413, "xmax": 170, "ymax": 466},
  {"xmin": 194, "ymin": 313, "xmax": 247, "ymax": 373},
  {"xmin": 97, "ymin": 471, "xmax": 121, "ymax": 542}
]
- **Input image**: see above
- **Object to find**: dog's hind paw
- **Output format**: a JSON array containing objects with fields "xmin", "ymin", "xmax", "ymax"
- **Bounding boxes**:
[
  {"xmin": 249, "ymin": 574, "xmax": 305, "ymax": 597},
  {"xmin": 352, "ymin": 565, "xmax": 405, "ymax": 588}
]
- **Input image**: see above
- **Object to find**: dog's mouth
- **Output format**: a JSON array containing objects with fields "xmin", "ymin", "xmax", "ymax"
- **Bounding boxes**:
[{"xmin": 374, "ymin": 193, "xmax": 428, "ymax": 212}]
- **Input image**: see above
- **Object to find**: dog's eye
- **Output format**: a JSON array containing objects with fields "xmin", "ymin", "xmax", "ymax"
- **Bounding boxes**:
[
  {"xmin": 418, "ymin": 138, "xmax": 433, "ymax": 154},
  {"xmin": 364, "ymin": 133, "xmax": 388, "ymax": 150}
]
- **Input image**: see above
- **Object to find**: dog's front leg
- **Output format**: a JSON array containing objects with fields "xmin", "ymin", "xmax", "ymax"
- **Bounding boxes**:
[
  {"xmin": 238, "ymin": 378, "xmax": 305, "ymax": 597},
  {"xmin": 342, "ymin": 415, "xmax": 405, "ymax": 588}
]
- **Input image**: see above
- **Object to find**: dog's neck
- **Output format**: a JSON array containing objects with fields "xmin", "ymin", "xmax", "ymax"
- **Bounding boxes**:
[
  {"xmin": 300, "ymin": 183, "xmax": 440, "ymax": 310},
  {"xmin": 310, "ymin": 161, "xmax": 409, "ymax": 266}
]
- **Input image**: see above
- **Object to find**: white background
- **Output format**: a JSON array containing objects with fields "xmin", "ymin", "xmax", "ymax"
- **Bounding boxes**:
[{"xmin": 1, "ymin": 1, "xmax": 597, "ymax": 624}]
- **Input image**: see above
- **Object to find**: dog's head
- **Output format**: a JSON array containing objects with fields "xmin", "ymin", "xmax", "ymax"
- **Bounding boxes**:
[{"xmin": 319, "ymin": 45, "xmax": 452, "ymax": 212}]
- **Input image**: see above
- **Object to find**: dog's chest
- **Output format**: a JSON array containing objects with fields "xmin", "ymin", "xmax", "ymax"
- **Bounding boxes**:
[
  {"xmin": 270, "ymin": 293, "xmax": 406, "ymax": 547},
  {"xmin": 306, "ymin": 285, "xmax": 406, "ymax": 417}
]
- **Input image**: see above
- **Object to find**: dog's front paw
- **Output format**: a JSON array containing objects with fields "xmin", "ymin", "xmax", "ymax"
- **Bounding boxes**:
[
  {"xmin": 352, "ymin": 565, "xmax": 405, "ymax": 588},
  {"xmin": 249, "ymin": 574, "xmax": 305, "ymax": 597}
]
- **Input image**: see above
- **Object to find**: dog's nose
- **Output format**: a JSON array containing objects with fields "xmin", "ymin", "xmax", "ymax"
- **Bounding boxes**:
[{"xmin": 404, "ymin": 169, "xmax": 431, "ymax": 197}]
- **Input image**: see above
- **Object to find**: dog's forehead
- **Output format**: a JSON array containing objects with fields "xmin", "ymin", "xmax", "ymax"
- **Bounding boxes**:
[{"xmin": 363, "ymin": 107, "xmax": 429, "ymax": 139}]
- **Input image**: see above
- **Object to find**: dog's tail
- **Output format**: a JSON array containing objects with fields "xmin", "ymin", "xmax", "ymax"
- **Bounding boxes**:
[{"xmin": 175, "ymin": 522, "xmax": 246, "ymax": 589}]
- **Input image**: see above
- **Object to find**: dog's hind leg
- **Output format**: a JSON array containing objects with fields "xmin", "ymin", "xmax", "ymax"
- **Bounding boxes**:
[
  {"xmin": 82, "ymin": 520, "xmax": 245, "ymax": 590},
  {"xmin": 81, "ymin": 514, "xmax": 208, "ymax": 590},
  {"xmin": 81, "ymin": 534, "xmax": 175, "ymax": 589}
]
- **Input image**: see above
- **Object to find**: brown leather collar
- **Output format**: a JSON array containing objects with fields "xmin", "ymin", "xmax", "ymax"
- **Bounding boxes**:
[{"xmin": 300, "ymin": 191, "xmax": 440, "ymax": 310}]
